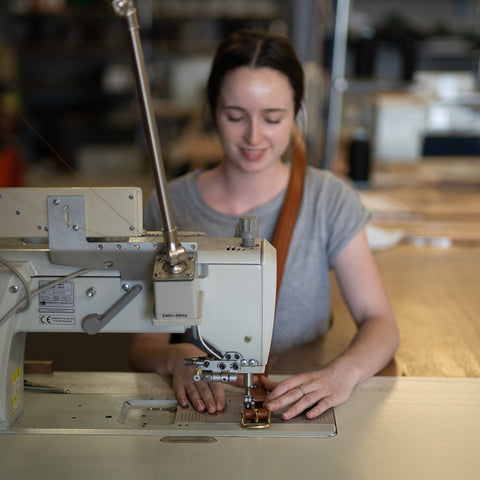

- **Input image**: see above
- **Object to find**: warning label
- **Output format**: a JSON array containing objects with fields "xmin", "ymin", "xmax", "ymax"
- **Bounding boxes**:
[
  {"xmin": 39, "ymin": 314, "xmax": 76, "ymax": 326},
  {"xmin": 38, "ymin": 280, "xmax": 75, "ymax": 313}
]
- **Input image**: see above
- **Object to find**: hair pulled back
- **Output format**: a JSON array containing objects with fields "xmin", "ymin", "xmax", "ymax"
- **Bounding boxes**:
[{"xmin": 207, "ymin": 29, "xmax": 304, "ymax": 120}]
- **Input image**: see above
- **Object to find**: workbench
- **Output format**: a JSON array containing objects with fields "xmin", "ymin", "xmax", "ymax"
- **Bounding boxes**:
[
  {"xmin": 1, "ymin": 372, "xmax": 479, "ymax": 480},
  {"xmin": 6, "ymin": 158, "xmax": 480, "ymax": 478}
]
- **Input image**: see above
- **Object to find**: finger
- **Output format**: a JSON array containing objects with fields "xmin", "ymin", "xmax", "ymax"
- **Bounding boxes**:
[
  {"xmin": 264, "ymin": 374, "xmax": 312, "ymax": 401},
  {"xmin": 193, "ymin": 382, "xmax": 219, "ymax": 414},
  {"xmin": 264, "ymin": 385, "xmax": 306, "ymax": 413},
  {"xmin": 185, "ymin": 384, "xmax": 206, "ymax": 412},
  {"xmin": 173, "ymin": 382, "xmax": 194, "ymax": 410},
  {"xmin": 209, "ymin": 382, "xmax": 226, "ymax": 411},
  {"xmin": 279, "ymin": 397, "xmax": 314, "ymax": 421},
  {"xmin": 305, "ymin": 397, "xmax": 333, "ymax": 419},
  {"xmin": 259, "ymin": 375, "xmax": 278, "ymax": 392}
]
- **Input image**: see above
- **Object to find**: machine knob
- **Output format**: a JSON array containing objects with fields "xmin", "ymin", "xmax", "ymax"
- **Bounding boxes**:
[{"xmin": 238, "ymin": 216, "xmax": 259, "ymax": 248}]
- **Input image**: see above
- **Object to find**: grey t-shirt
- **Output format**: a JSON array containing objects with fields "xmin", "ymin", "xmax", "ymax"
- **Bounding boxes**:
[{"xmin": 144, "ymin": 166, "xmax": 371, "ymax": 355}]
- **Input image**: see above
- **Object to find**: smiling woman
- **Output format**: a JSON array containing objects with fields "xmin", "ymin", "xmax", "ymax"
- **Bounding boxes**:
[
  {"xmin": 200, "ymin": 66, "xmax": 294, "ymax": 214},
  {"xmin": 131, "ymin": 29, "xmax": 399, "ymax": 421}
]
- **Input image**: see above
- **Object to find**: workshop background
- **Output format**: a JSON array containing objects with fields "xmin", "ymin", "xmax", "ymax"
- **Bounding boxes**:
[{"xmin": 1, "ymin": 0, "xmax": 479, "ymax": 371}]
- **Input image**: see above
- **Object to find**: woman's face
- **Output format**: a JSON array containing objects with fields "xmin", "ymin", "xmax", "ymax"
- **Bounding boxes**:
[{"xmin": 215, "ymin": 66, "xmax": 295, "ymax": 174}]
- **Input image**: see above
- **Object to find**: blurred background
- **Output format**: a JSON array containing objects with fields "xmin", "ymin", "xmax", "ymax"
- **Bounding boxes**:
[
  {"xmin": 1, "ymin": 0, "xmax": 479, "ymax": 191},
  {"xmin": 1, "ymin": 0, "xmax": 480, "ymax": 372}
]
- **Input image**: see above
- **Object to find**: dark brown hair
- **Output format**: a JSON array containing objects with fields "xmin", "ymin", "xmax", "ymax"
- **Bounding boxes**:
[{"xmin": 206, "ymin": 29, "xmax": 304, "ymax": 121}]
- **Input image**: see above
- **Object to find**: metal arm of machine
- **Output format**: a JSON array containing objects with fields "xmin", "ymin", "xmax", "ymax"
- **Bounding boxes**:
[{"xmin": 110, "ymin": 0, "xmax": 186, "ymax": 271}]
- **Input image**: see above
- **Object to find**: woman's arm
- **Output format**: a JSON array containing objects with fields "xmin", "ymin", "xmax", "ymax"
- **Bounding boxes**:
[
  {"xmin": 130, "ymin": 333, "xmax": 226, "ymax": 413},
  {"xmin": 263, "ymin": 228, "xmax": 399, "ymax": 419}
]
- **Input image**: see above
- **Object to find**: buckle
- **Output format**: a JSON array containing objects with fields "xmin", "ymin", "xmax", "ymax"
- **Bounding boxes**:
[{"xmin": 241, "ymin": 408, "xmax": 272, "ymax": 429}]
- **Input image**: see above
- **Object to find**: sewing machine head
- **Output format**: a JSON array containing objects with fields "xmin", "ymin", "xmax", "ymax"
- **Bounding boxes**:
[{"xmin": 0, "ymin": 187, "xmax": 276, "ymax": 430}]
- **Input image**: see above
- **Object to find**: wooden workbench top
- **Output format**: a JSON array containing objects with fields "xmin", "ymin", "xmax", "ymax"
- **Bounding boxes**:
[{"xmin": 272, "ymin": 159, "xmax": 480, "ymax": 379}]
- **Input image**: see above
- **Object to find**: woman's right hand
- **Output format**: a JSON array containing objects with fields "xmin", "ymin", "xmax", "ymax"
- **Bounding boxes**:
[{"xmin": 170, "ymin": 343, "xmax": 226, "ymax": 414}]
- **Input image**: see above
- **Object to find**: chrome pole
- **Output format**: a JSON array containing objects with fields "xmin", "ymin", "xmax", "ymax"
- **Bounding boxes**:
[{"xmin": 111, "ymin": 0, "xmax": 186, "ymax": 269}]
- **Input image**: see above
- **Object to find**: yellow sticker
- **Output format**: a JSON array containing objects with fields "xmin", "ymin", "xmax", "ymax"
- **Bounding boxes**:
[{"xmin": 11, "ymin": 366, "xmax": 22, "ymax": 415}]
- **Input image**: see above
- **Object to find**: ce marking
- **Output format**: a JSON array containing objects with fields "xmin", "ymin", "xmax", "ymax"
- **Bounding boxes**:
[{"xmin": 40, "ymin": 315, "xmax": 53, "ymax": 324}]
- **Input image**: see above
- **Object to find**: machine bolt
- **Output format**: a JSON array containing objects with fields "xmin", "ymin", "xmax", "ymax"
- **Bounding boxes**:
[
  {"xmin": 9, "ymin": 285, "xmax": 19, "ymax": 293},
  {"xmin": 86, "ymin": 288, "xmax": 97, "ymax": 298},
  {"xmin": 73, "ymin": 225, "xmax": 80, "ymax": 232},
  {"xmin": 193, "ymin": 368, "xmax": 202, "ymax": 382},
  {"xmin": 121, "ymin": 284, "xmax": 130, "ymax": 292}
]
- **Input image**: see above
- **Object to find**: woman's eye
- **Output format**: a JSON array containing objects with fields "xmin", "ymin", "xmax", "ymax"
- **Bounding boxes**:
[
  {"xmin": 227, "ymin": 116, "xmax": 244, "ymax": 122},
  {"xmin": 265, "ymin": 117, "xmax": 281, "ymax": 124}
]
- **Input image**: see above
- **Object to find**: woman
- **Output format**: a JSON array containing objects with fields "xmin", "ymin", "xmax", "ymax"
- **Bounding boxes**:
[{"xmin": 130, "ymin": 29, "xmax": 399, "ymax": 421}]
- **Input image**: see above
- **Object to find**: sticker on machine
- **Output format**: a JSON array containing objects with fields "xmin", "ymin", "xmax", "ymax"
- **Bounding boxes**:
[
  {"xmin": 11, "ymin": 366, "xmax": 22, "ymax": 415},
  {"xmin": 38, "ymin": 280, "xmax": 75, "ymax": 313},
  {"xmin": 39, "ymin": 314, "xmax": 76, "ymax": 325}
]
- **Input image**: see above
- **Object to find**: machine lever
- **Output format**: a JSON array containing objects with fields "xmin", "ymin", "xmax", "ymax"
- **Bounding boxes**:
[{"xmin": 82, "ymin": 284, "xmax": 142, "ymax": 335}]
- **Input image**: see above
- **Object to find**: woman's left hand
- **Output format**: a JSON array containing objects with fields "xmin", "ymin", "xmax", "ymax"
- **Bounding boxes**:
[{"xmin": 261, "ymin": 364, "xmax": 357, "ymax": 420}]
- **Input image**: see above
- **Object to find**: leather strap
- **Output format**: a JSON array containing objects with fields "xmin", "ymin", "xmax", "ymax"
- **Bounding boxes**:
[{"xmin": 272, "ymin": 125, "xmax": 307, "ymax": 295}]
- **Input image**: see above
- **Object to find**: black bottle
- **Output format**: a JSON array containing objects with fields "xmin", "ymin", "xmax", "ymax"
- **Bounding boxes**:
[{"xmin": 348, "ymin": 128, "xmax": 371, "ymax": 187}]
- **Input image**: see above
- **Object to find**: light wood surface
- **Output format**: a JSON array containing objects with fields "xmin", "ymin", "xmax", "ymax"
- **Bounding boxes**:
[
  {"xmin": 3, "ymin": 373, "xmax": 480, "ymax": 480},
  {"xmin": 272, "ymin": 159, "xmax": 480, "ymax": 378}
]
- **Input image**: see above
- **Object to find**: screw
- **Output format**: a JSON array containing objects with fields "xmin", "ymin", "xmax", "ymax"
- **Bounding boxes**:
[
  {"xmin": 86, "ymin": 287, "xmax": 96, "ymax": 298},
  {"xmin": 9, "ymin": 285, "xmax": 19, "ymax": 293},
  {"xmin": 53, "ymin": 199, "xmax": 60, "ymax": 206}
]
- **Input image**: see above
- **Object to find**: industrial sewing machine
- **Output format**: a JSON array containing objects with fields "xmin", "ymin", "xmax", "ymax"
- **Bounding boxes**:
[
  {"xmin": 0, "ymin": 0, "xmax": 277, "ymax": 432},
  {"xmin": 0, "ymin": 187, "xmax": 276, "ymax": 431}
]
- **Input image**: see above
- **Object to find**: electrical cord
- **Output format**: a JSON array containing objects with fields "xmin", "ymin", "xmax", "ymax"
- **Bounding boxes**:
[
  {"xmin": 0, "ymin": 257, "xmax": 32, "ymax": 313},
  {"xmin": 193, "ymin": 325, "xmax": 222, "ymax": 360}
]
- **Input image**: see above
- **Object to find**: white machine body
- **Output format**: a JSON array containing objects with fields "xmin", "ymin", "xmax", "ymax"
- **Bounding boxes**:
[{"xmin": 0, "ymin": 187, "xmax": 276, "ymax": 430}]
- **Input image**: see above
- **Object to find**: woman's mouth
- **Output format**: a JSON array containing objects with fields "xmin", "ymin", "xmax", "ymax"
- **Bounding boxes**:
[{"xmin": 240, "ymin": 148, "xmax": 267, "ymax": 161}]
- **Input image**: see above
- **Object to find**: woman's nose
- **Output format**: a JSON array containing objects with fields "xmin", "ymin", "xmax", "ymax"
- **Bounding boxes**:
[{"xmin": 245, "ymin": 119, "xmax": 262, "ymax": 145}]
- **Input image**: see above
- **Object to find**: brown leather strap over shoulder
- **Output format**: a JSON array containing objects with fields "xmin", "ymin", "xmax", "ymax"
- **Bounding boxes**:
[{"xmin": 272, "ymin": 126, "xmax": 307, "ymax": 297}]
